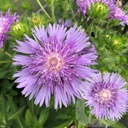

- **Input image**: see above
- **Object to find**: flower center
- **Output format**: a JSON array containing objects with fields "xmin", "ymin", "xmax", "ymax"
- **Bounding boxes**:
[
  {"xmin": 0, "ymin": 27, "xmax": 3, "ymax": 33},
  {"xmin": 50, "ymin": 57, "xmax": 58, "ymax": 66},
  {"xmin": 46, "ymin": 53, "xmax": 64, "ymax": 71},
  {"xmin": 98, "ymin": 89, "xmax": 112, "ymax": 102}
]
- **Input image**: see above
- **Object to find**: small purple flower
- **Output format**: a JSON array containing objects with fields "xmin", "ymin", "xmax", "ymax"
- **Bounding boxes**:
[
  {"xmin": 76, "ymin": 0, "xmax": 128, "ymax": 25},
  {"xmin": 109, "ymin": 5, "xmax": 128, "ymax": 25},
  {"xmin": 58, "ymin": 19, "xmax": 72, "ymax": 27},
  {"xmin": 13, "ymin": 24, "xmax": 97, "ymax": 109},
  {"xmin": 81, "ymin": 72, "xmax": 128, "ymax": 121},
  {"xmin": 76, "ymin": 0, "xmax": 116, "ymax": 15},
  {"xmin": 0, "ymin": 9, "xmax": 18, "ymax": 48}
]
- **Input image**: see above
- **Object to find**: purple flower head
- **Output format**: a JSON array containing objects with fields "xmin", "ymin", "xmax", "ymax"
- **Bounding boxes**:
[
  {"xmin": 76, "ymin": 0, "xmax": 116, "ymax": 15},
  {"xmin": 109, "ymin": 5, "xmax": 128, "ymax": 25},
  {"xmin": 81, "ymin": 72, "xmax": 128, "ymax": 121},
  {"xmin": 13, "ymin": 24, "xmax": 97, "ymax": 109},
  {"xmin": 58, "ymin": 19, "xmax": 72, "ymax": 27},
  {"xmin": 76, "ymin": 0, "xmax": 128, "ymax": 25},
  {"xmin": 0, "ymin": 9, "xmax": 18, "ymax": 48}
]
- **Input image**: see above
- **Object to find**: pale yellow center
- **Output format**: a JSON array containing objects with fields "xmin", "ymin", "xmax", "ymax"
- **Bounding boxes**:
[
  {"xmin": 50, "ymin": 57, "xmax": 58, "ymax": 66},
  {"xmin": 102, "ymin": 92, "xmax": 109, "ymax": 98},
  {"xmin": 46, "ymin": 53, "xmax": 64, "ymax": 71},
  {"xmin": 98, "ymin": 89, "xmax": 112, "ymax": 102}
]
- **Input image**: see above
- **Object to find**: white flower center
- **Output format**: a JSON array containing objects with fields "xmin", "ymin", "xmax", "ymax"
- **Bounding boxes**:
[
  {"xmin": 46, "ymin": 53, "xmax": 64, "ymax": 71},
  {"xmin": 98, "ymin": 89, "xmax": 112, "ymax": 102}
]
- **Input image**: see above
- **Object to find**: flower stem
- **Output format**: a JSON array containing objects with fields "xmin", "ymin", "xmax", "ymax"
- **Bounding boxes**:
[
  {"xmin": 17, "ymin": 118, "xmax": 24, "ymax": 128},
  {"xmin": 0, "ymin": 61, "xmax": 12, "ymax": 64},
  {"xmin": 51, "ymin": 0, "xmax": 56, "ymax": 22},
  {"xmin": 36, "ymin": 0, "xmax": 51, "ymax": 19},
  {"xmin": 4, "ymin": 51, "xmax": 12, "ymax": 58},
  {"xmin": 71, "ymin": 8, "xmax": 76, "ymax": 22},
  {"xmin": 86, "ymin": 19, "xmax": 95, "ymax": 34},
  {"xmin": 0, "ymin": 49, "xmax": 12, "ymax": 58}
]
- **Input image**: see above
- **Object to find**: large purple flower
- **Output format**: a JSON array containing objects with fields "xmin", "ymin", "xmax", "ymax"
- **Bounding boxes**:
[
  {"xmin": 81, "ymin": 72, "xmax": 128, "ymax": 120},
  {"xmin": 0, "ymin": 9, "xmax": 18, "ymax": 48},
  {"xmin": 13, "ymin": 24, "xmax": 97, "ymax": 109}
]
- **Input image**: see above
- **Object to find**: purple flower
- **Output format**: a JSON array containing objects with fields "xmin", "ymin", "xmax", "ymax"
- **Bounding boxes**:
[
  {"xmin": 76, "ymin": 0, "xmax": 115, "ymax": 15},
  {"xmin": 58, "ymin": 19, "xmax": 72, "ymax": 27},
  {"xmin": 13, "ymin": 24, "xmax": 97, "ymax": 109},
  {"xmin": 76, "ymin": 0, "xmax": 128, "ymax": 25},
  {"xmin": 81, "ymin": 72, "xmax": 128, "ymax": 120},
  {"xmin": 109, "ymin": 5, "xmax": 128, "ymax": 25},
  {"xmin": 0, "ymin": 9, "xmax": 18, "ymax": 48}
]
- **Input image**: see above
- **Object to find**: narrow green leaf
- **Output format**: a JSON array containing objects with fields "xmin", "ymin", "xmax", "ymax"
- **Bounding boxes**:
[
  {"xmin": 8, "ymin": 106, "xmax": 25, "ymax": 120},
  {"xmin": 38, "ymin": 108, "xmax": 49, "ymax": 125},
  {"xmin": 25, "ymin": 109, "xmax": 34, "ymax": 127}
]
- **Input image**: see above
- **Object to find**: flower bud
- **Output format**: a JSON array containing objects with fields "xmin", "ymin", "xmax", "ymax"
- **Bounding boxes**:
[{"xmin": 87, "ymin": 2, "xmax": 109, "ymax": 20}]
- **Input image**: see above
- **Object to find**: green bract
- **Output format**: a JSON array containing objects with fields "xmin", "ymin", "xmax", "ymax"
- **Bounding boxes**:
[{"xmin": 87, "ymin": 2, "xmax": 109, "ymax": 20}]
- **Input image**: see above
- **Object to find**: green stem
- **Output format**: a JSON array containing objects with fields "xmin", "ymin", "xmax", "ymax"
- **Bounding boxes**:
[
  {"xmin": 85, "ymin": 20, "xmax": 95, "ymax": 35},
  {"xmin": 0, "ymin": 61, "xmax": 12, "ymax": 64},
  {"xmin": 36, "ymin": 0, "xmax": 51, "ymax": 19},
  {"xmin": 17, "ymin": 118, "xmax": 24, "ymax": 128},
  {"xmin": 71, "ymin": 8, "xmax": 76, "ymax": 22},
  {"xmin": 86, "ymin": 19, "xmax": 95, "ymax": 34},
  {"xmin": 0, "ymin": 49, "xmax": 12, "ymax": 58},
  {"xmin": 4, "ymin": 51, "xmax": 12, "ymax": 58},
  {"xmin": 51, "ymin": 0, "xmax": 56, "ymax": 22}
]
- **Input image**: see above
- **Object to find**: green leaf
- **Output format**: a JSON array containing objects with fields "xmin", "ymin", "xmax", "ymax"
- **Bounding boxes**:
[
  {"xmin": 8, "ymin": 106, "xmax": 25, "ymax": 120},
  {"xmin": 38, "ymin": 108, "xmax": 49, "ymax": 125},
  {"xmin": 25, "ymin": 109, "xmax": 34, "ymax": 127},
  {"xmin": 44, "ymin": 107, "xmax": 73, "ymax": 128},
  {"xmin": 75, "ymin": 99, "xmax": 89, "ymax": 126},
  {"xmin": 54, "ymin": 120, "xmax": 72, "ymax": 128},
  {"xmin": 78, "ymin": 121, "xmax": 88, "ymax": 128},
  {"xmin": 0, "ymin": 93, "xmax": 5, "ymax": 118},
  {"xmin": 102, "ymin": 56, "xmax": 116, "ymax": 63},
  {"xmin": 111, "ymin": 122, "xmax": 126, "ymax": 128},
  {"xmin": 101, "ymin": 120, "xmax": 126, "ymax": 128}
]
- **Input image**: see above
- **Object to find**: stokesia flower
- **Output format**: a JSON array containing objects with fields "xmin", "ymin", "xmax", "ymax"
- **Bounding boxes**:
[
  {"xmin": 76, "ymin": 0, "xmax": 116, "ymax": 15},
  {"xmin": 0, "ymin": 9, "xmax": 18, "ymax": 48},
  {"xmin": 76, "ymin": 0, "xmax": 128, "ymax": 25},
  {"xmin": 109, "ymin": 5, "xmax": 128, "ymax": 25},
  {"xmin": 13, "ymin": 24, "xmax": 97, "ymax": 109},
  {"xmin": 81, "ymin": 72, "xmax": 128, "ymax": 121}
]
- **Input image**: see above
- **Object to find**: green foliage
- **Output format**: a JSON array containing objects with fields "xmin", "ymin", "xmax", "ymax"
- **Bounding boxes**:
[
  {"xmin": 87, "ymin": 2, "xmax": 109, "ymax": 20},
  {"xmin": 21, "ymin": 1, "xmax": 32, "ymax": 11}
]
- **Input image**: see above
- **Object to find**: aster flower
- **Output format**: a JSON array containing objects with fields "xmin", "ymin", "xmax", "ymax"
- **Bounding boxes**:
[
  {"xmin": 109, "ymin": 5, "xmax": 128, "ymax": 25},
  {"xmin": 81, "ymin": 72, "xmax": 128, "ymax": 121},
  {"xmin": 13, "ymin": 24, "xmax": 97, "ymax": 109},
  {"xmin": 0, "ymin": 9, "xmax": 18, "ymax": 48},
  {"xmin": 76, "ymin": 0, "xmax": 115, "ymax": 15},
  {"xmin": 76, "ymin": 0, "xmax": 128, "ymax": 25}
]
